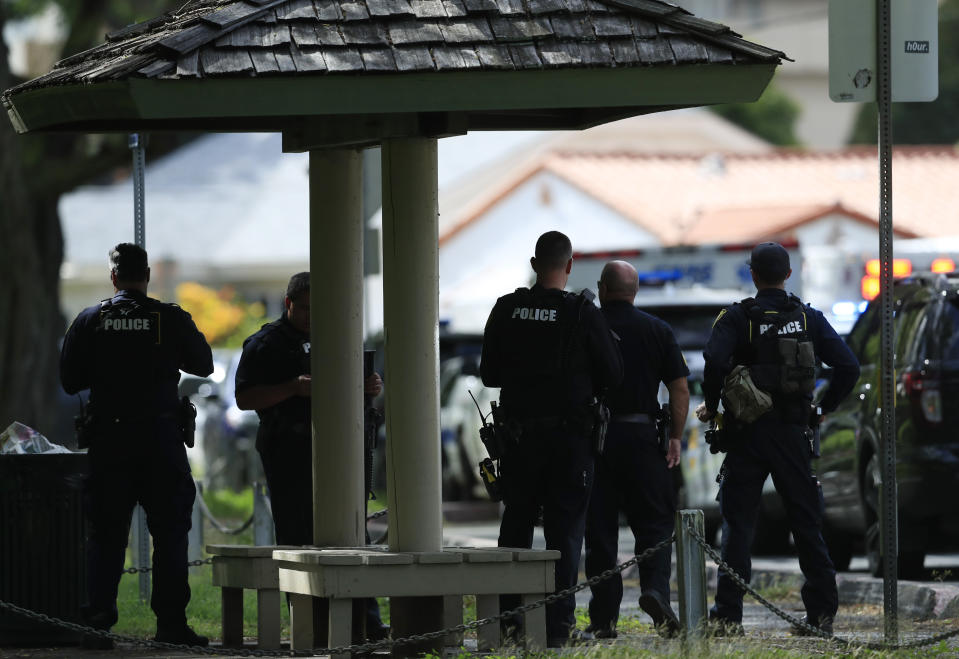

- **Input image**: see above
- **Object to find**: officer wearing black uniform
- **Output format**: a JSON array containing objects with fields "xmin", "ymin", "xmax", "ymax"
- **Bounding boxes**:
[
  {"xmin": 585, "ymin": 261, "xmax": 689, "ymax": 639},
  {"xmin": 481, "ymin": 231, "xmax": 623, "ymax": 646},
  {"xmin": 60, "ymin": 243, "xmax": 213, "ymax": 648},
  {"xmin": 234, "ymin": 272, "xmax": 388, "ymax": 640},
  {"xmin": 696, "ymin": 242, "xmax": 859, "ymax": 636}
]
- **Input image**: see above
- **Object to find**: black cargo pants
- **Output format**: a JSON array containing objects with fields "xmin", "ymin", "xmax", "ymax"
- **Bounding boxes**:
[
  {"xmin": 585, "ymin": 421, "xmax": 675, "ymax": 630},
  {"xmin": 84, "ymin": 417, "xmax": 195, "ymax": 629},
  {"xmin": 497, "ymin": 420, "xmax": 594, "ymax": 642},
  {"xmin": 712, "ymin": 417, "xmax": 837, "ymax": 623}
]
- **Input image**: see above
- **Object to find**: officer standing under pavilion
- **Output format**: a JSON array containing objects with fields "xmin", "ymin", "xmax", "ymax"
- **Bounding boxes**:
[
  {"xmin": 60, "ymin": 243, "xmax": 213, "ymax": 649},
  {"xmin": 696, "ymin": 242, "xmax": 859, "ymax": 637},
  {"xmin": 584, "ymin": 260, "xmax": 689, "ymax": 639},
  {"xmin": 481, "ymin": 230, "xmax": 623, "ymax": 647},
  {"xmin": 234, "ymin": 271, "xmax": 388, "ymax": 641}
]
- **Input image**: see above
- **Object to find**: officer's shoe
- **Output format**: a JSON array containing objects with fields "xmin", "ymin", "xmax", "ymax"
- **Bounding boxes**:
[
  {"xmin": 791, "ymin": 615, "xmax": 833, "ymax": 638},
  {"xmin": 366, "ymin": 622, "xmax": 391, "ymax": 641},
  {"xmin": 706, "ymin": 614, "xmax": 744, "ymax": 638},
  {"xmin": 585, "ymin": 623, "xmax": 618, "ymax": 639},
  {"xmin": 154, "ymin": 625, "xmax": 209, "ymax": 647},
  {"xmin": 639, "ymin": 590, "xmax": 681, "ymax": 638},
  {"xmin": 81, "ymin": 610, "xmax": 115, "ymax": 650}
]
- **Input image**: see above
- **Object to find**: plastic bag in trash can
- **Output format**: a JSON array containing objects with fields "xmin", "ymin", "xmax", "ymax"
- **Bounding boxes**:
[{"xmin": 0, "ymin": 422, "xmax": 73, "ymax": 454}]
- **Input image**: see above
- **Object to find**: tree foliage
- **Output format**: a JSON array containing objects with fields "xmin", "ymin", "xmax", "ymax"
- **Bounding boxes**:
[
  {"xmin": 708, "ymin": 81, "xmax": 801, "ymax": 147},
  {"xmin": 848, "ymin": 0, "xmax": 959, "ymax": 144}
]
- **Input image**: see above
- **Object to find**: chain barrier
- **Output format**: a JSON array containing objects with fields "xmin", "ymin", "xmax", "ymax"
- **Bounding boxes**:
[
  {"xmin": 367, "ymin": 508, "xmax": 387, "ymax": 521},
  {"xmin": 0, "ymin": 535, "xmax": 673, "ymax": 657},
  {"xmin": 683, "ymin": 519, "xmax": 959, "ymax": 651},
  {"xmin": 123, "ymin": 558, "xmax": 212, "ymax": 575},
  {"xmin": 196, "ymin": 491, "xmax": 255, "ymax": 536}
]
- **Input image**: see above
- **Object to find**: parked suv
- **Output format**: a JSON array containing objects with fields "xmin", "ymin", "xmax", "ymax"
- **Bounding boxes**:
[{"xmin": 819, "ymin": 272, "xmax": 959, "ymax": 577}]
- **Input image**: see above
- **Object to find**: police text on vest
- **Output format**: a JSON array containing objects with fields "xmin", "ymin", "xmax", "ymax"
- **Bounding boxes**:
[
  {"xmin": 760, "ymin": 321, "xmax": 802, "ymax": 335},
  {"xmin": 512, "ymin": 307, "xmax": 557, "ymax": 322},
  {"xmin": 104, "ymin": 317, "xmax": 151, "ymax": 330}
]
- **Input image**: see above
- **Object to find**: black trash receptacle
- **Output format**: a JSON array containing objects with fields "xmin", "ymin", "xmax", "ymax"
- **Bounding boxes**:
[{"xmin": 0, "ymin": 453, "xmax": 89, "ymax": 646}]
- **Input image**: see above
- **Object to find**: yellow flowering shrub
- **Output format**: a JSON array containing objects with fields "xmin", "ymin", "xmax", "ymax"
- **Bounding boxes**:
[{"xmin": 176, "ymin": 282, "xmax": 268, "ymax": 347}]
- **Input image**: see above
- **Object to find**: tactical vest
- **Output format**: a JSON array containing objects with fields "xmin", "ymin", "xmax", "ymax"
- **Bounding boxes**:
[
  {"xmin": 742, "ymin": 295, "xmax": 816, "ymax": 399},
  {"xmin": 504, "ymin": 286, "xmax": 590, "ymax": 382}
]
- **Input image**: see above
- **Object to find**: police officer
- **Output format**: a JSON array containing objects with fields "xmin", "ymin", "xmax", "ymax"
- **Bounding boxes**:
[
  {"xmin": 234, "ymin": 272, "xmax": 388, "ymax": 640},
  {"xmin": 481, "ymin": 231, "xmax": 623, "ymax": 647},
  {"xmin": 584, "ymin": 261, "xmax": 689, "ymax": 639},
  {"xmin": 695, "ymin": 242, "xmax": 859, "ymax": 636},
  {"xmin": 60, "ymin": 243, "xmax": 213, "ymax": 648}
]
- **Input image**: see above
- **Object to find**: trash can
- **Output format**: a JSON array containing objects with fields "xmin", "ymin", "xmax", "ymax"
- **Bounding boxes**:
[{"xmin": 0, "ymin": 453, "xmax": 89, "ymax": 645}]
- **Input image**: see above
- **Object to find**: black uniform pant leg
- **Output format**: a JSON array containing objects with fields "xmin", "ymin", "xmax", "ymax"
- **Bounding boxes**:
[
  {"xmin": 258, "ymin": 437, "xmax": 314, "ymax": 546},
  {"xmin": 139, "ymin": 432, "xmax": 196, "ymax": 629},
  {"xmin": 622, "ymin": 426, "xmax": 675, "ymax": 602},
  {"xmin": 713, "ymin": 434, "xmax": 767, "ymax": 623},
  {"xmin": 84, "ymin": 443, "xmax": 139, "ymax": 628},
  {"xmin": 584, "ymin": 441, "xmax": 621, "ymax": 631},
  {"xmin": 541, "ymin": 427, "xmax": 594, "ymax": 641},
  {"xmin": 767, "ymin": 424, "xmax": 838, "ymax": 621},
  {"xmin": 496, "ymin": 437, "xmax": 542, "ymax": 630}
]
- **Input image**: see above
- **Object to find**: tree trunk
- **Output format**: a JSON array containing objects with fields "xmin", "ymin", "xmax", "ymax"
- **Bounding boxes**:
[{"xmin": 0, "ymin": 7, "xmax": 64, "ymax": 434}]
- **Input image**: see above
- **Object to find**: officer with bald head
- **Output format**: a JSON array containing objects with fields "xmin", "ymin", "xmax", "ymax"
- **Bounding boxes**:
[{"xmin": 584, "ymin": 260, "xmax": 689, "ymax": 639}]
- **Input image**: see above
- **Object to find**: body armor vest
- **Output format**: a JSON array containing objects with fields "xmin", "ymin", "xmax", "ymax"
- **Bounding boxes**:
[{"xmin": 742, "ymin": 295, "xmax": 816, "ymax": 398}]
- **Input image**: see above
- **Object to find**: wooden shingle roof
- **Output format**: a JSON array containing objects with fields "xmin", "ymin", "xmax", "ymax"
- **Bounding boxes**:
[{"xmin": 7, "ymin": 0, "xmax": 784, "ymax": 91}]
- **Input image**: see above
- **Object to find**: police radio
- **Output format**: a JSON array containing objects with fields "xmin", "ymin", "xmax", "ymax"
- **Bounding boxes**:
[{"xmin": 469, "ymin": 391, "xmax": 508, "ymax": 501}]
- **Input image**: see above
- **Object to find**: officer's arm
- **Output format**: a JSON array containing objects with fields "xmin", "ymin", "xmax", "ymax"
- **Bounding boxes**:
[
  {"xmin": 480, "ymin": 301, "xmax": 506, "ymax": 387},
  {"xmin": 584, "ymin": 305, "xmax": 623, "ymax": 391},
  {"xmin": 814, "ymin": 311, "xmax": 861, "ymax": 414},
  {"xmin": 702, "ymin": 307, "xmax": 739, "ymax": 412},
  {"xmin": 178, "ymin": 309, "xmax": 214, "ymax": 377},
  {"xmin": 665, "ymin": 376, "xmax": 689, "ymax": 439},
  {"xmin": 60, "ymin": 312, "xmax": 92, "ymax": 395},
  {"xmin": 234, "ymin": 341, "xmax": 309, "ymax": 411}
]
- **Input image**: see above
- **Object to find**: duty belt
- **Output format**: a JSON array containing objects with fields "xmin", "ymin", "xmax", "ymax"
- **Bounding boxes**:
[
  {"xmin": 519, "ymin": 416, "xmax": 566, "ymax": 431},
  {"xmin": 610, "ymin": 413, "xmax": 653, "ymax": 424}
]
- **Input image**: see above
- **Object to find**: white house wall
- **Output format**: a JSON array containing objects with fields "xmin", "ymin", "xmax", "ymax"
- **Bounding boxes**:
[{"xmin": 436, "ymin": 169, "xmax": 660, "ymax": 332}]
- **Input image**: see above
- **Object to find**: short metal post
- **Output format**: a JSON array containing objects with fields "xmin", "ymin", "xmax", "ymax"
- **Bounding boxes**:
[
  {"xmin": 188, "ymin": 482, "xmax": 204, "ymax": 573},
  {"xmin": 253, "ymin": 481, "xmax": 275, "ymax": 546},
  {"xmin": 132, "ymin": 504, "xmax": 150, "ymax": 601},
  {"xmin": 676, "ymin": 509, "xmax": 708, "ymax": 640}
]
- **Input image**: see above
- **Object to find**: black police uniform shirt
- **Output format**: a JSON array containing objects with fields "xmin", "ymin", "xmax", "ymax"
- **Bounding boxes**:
[
  {"xmin": 703, "ymin": 288, "xmax": 860, "ymax": 416},
  {"xmin": 602, "ymin": 300, "xmax": 689, "ymax": 416},
  {"xmin": 234, "ymin": 314, "xmax": 311, "ymax": 429},
  {"xmin": 480, "ymin": 283, "xmax": 623, "ymax": 417},
  {"xmin": 60, "ymin": 289, "xmax": 213, "ymax": 416}
]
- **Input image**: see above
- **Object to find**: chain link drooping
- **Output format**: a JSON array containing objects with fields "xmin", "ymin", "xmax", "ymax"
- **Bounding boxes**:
[
  {"xmin": 0, "ymin": 536, "xmax": 672, "ymax": 657},
  {"xmin": 683, "ymin": 520, "xmax": 959, "ymax": 651}
]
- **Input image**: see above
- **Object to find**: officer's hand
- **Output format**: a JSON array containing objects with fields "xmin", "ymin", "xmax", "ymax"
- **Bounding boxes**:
[
  {"xmin": 294, "ymin": 374, "xmax": 312, "ymax": 397},
  {"xmin": 695, "ymin": 402, "xmax": 715, "ymax": 423},
  {"xmin": 365, "ymin": 372, "xmax": 383, "ymax": 397},
  {"xmin": 666, "ymin": 438, "xmax": 681, "ymax": 468}
]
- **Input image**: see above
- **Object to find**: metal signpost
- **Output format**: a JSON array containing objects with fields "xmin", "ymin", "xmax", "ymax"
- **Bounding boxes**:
[
  {"xmin": 129, "ymin": 132, "xmax": 151, "ymax": 602},
  {"xmin": 829, "ymin": 0, "xmax": 938, "ymax": 642}
]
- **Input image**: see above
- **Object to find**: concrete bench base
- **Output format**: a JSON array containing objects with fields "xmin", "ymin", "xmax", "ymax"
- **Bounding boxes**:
[{"xmin": 274, "ymin": 546, "xmax": 558, "ymax": 656}]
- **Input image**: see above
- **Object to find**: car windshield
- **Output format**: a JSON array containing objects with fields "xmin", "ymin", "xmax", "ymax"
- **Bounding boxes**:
[
  {"xmin": 942, "ymin": 299, "xmax": 959, "ymax": 364},
  {"xmin": 637, "ymin": 305, "xmax": 725, "ymax": 350}
]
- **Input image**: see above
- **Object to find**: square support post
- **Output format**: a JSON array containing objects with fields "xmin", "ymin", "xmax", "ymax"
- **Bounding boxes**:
[{"xmin": 676, "ymin": 509, "xmax": 707, "ymax": 640}]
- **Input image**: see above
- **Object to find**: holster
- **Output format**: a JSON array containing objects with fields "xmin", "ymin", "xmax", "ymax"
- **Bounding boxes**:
[
  {"xmin": 179, "ymin": 396, "xmax": 197, "ymax": 448},
  {"xmin": 655, "ymin": 403, "xmax": 670, "ymax": 455},
  {"xmin": 588, "ymin": 398, "xmax": 609, "ymax": 455},
  {"xmin": 74, "ymin": 401, "xmax": 96, "ymax": 450}
]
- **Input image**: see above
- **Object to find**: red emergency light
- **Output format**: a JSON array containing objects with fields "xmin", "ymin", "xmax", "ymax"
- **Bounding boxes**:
[
  {"xmin": 931, "ymin": 257, "xmax": 956, "ymax": 274},
  {"xmin": 865, "ymin": 258, "xmax": 913, "ymax": 278}
]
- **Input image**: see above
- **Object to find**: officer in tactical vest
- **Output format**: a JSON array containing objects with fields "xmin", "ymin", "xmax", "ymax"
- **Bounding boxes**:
[
  {"xmin": 234, "ymin": 272, "xmax": 388, "ymax": 640},
  {"xmin": 585, "ymin": 261, "xmax": 689, "ymax": 640},
  {"xmin": 695, "ymin": 242, "xmax": 859, "ymax": 637},
  {"xmin": 60, "ymin": 243, "xmax": 213, "ymax": 649},
  {"xmin": 481, "ymin": 231, "xmax": 623, "ymax": 647}
]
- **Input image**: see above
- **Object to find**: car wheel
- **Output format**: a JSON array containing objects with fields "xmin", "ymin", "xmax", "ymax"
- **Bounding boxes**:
[{"xmin": 862, "ymin": 453, "xmax": 926, "ymax": 579}]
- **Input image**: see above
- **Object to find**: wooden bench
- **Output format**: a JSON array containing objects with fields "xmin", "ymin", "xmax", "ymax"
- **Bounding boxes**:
[
  {"xmin": 273, "ymin": 546, "xmax": 559, "ymax": 656},
  {"xmin": 206, "ymin": 544, "xmax": 300, "ymax": 650}
]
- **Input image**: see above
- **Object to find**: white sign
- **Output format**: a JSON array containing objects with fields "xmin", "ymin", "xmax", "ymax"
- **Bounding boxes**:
[{"xmin": 829, "ymin": 0, "xmax": 939, "ymax": 103}]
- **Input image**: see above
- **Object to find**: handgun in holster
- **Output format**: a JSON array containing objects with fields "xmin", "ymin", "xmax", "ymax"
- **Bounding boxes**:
[
  {"xmin": 179, "ymin": 396, "xmax": 197, "ymax": 448},
  {"xmin": 806, "ymin": 404, "xmax": 822, "ymax": 458},
  {"xmin": 655, "ymin": 402, "xmax": 670, "ymax": 456},
  {"xmin": 589, "ymin": 397, "xmax": 610, "ymax": 455},
  {"xmin": 74, "ymin": 398, "xmax": 96, "ymax": 450}
]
